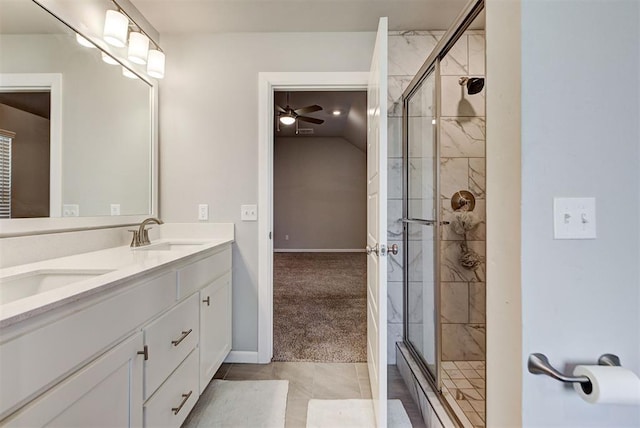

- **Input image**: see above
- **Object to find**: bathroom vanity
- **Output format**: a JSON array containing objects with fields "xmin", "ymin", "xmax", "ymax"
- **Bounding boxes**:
[{"xmin": 0, "ymin": 226, "xmax": 233, "ymax": 427}]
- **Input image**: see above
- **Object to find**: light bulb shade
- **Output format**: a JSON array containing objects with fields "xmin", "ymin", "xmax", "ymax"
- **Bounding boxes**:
[
  {"xmin": 101, "ymin": 52, "xmax": 118, "ymax": 65},
  {"xmin": 147, "ymin": 49, "xmax": 165, "ymax": 79},
  {"xmin": 103, "ymin": 10, "xmax": 128, "ymax": 47},
  {"xmin": 128, "ymin": 32, "xmax": 149, "ymax": 64},
  {"xmin": 122, "ymin": 66, "xmax": 137, "ymax": 79},
  {"xmin": 76, "ymin": 33, "xmax": 96, "ymax": 48},
  {"xmin": 279, "ymin": 115, "xmax": 296, "ymax": 125}
]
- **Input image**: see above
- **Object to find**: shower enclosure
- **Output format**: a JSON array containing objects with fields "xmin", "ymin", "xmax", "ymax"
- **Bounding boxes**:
[{"xmin": 400, "ymin": 0, "xmax": 486, "ymax": 425}]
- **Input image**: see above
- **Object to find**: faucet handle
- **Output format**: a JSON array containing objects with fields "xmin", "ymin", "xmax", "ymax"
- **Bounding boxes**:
[{"xmin": 128, "ymin": 230, "xmax": 141, "ymax": 247}]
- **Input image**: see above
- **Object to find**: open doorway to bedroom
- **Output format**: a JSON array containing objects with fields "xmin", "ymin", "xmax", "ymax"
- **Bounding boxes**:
[{"xmin": 272, "ymin": 90, "xmax": 368, "ymax": 363}]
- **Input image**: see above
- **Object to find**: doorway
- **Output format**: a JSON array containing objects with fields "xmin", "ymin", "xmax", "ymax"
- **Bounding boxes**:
[{"xmin": 272, "ymin": 90, "xmax": 367, "ymax": 362}]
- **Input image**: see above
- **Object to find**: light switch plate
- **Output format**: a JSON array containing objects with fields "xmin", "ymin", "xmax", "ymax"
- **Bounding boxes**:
[
  {"xmin": 553, "ymin": 197, "xmax": 596, "ymax": 239},
  {"xmin": 241, "ymin": 204, "xmax": 257, "ymax": 221},
  {"xmin": 110, "ymin": 204, "xmax": 121, "ymax": 216}
]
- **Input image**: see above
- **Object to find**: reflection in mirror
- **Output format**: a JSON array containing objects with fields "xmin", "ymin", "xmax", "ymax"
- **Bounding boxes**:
[{"xmin": 0, "ymin": 0, "xmax": 152, "ymax": 219}]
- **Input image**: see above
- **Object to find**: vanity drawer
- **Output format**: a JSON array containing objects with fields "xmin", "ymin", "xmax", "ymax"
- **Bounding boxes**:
[
  {"xmin": 0, "ymin": 271, "xmax": 175, "ymax": 419},
  {"xmin": 144, "ymin": 348, "xmax": 199, "ymax": 428},
  {"xmin": 144, "ymin": 292, "xmax": 199, "ymax": 399},
  {"xmin": 177, "ymin": 245, "xmax": 231, "ymax": 299}
]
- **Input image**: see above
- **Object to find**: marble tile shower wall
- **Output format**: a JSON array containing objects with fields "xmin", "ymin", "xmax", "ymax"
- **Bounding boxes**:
[
  {"xmin": 439, "ymin": 32, "xmax": 485, "ymax": 362},
  {"xmin": 386, "ymin": 31, "xmax": 486, "ymax": 364}
]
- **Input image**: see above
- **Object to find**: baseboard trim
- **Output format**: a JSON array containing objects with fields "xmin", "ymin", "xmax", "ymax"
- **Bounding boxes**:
[
  {"xmin": 224, "ymin": 351, "xmax": 260, "ymax": 364},
  {"xmin": 273, "ymin": 249, "xmax": 365, "ymax": 253}
]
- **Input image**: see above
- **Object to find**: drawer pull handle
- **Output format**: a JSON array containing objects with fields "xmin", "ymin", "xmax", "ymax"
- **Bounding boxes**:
[
  {"xmin": 203, "ymin": 296, "xmax": 210, "ymax": 306},
  {"xmin": 171, "ymin": 390, "xmax": 193, "ymax": 415},
  {"xmin": 137, "ymin": 345, "xmax": 149, "ymax": 361},
  {"xmin": 171, "ymin": 329, "xmax": 193, "ymax": 346}
]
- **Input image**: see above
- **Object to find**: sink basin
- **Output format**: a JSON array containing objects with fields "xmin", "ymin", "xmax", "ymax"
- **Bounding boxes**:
[
  {"xmin": 0, "ymin": 269, "xmax": 114, "ymax": 305},
  {"xmin": 134, "ymin": 241, "xmax": 209, "ymax": 252}
]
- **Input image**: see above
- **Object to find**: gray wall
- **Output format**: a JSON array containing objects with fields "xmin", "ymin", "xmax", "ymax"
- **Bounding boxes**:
[
  {"xmin": 273, "ymin": 136, "xmax": 366, "ymax": 250},
  {"xmin": 521, "ymin": 0, "xmax": 640, "ymax": 425},
  {"xmin": 159, "ymin": 32, "xmax": 375, "ymax": 352}
]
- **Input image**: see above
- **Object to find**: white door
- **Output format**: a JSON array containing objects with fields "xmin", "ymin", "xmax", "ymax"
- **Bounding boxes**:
[{"xmin": 366, "ymin": 16, "xmax": 388, "ymax": 428}]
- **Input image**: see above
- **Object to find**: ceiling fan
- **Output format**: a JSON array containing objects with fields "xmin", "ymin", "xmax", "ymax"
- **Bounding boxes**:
[{"xmin": 276, "ymin": 93, "xmax": 324, "ymax": 133}]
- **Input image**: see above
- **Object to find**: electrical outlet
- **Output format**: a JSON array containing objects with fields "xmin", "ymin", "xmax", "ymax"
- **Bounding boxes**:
[
  {"xmin": 63, "ymin": 204, "xmax": 79, "ymax": 217},
  {"xmin": 110, "ymin": 204, "xmax": 121, "ymax": 216},
  {"xmin": 198, "ymin": 204, "xmax": 209, "ymax": 221},
  {"xmin": 241, "ymin": 204, "xmax": 257, "ymax": 221}
]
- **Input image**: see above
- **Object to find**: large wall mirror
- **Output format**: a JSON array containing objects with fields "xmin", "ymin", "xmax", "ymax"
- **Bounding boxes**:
[{"xmin": 0, "ymin": 0, "xmax": 156, "ymax": 234}]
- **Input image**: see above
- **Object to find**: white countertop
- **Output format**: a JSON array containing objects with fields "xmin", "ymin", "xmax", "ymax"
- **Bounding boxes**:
[{"xmin": 0, "ymin": 224, "xmax": 234, "ymax": 328}]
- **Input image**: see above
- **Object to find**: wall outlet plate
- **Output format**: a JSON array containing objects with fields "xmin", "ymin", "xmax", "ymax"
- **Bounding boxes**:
[
  {"xmin": 198, "ymin": 204, "xmax": 209, "ymax": 221},
  {"xmin": 63, "ymin": 204, "xmax": 79, "ymax": 217},
  {"xmin": 241, "ymin": 204, "xmax": 257, "ymax": 221}
]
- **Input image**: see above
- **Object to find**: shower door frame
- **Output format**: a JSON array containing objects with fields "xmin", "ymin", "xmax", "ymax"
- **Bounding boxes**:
[{"xmin": 400, "ymin": 0, "xmax": 485, "ymax": 394}]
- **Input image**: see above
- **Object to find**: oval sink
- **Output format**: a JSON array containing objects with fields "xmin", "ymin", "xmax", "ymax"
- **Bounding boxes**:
[{"xmin": 0, "ymin": 269, "xmax": 115, "ymax": 305}]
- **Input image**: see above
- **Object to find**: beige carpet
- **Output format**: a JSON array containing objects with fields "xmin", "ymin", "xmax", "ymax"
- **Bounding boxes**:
[{"xmin": 273, "ymin": 252, "xmax": 367, "ymax": 362}]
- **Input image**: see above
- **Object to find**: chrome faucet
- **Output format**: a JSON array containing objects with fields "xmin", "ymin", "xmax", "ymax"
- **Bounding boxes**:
[{"xmin": 130, "ymin": 217, "xmax": 164, "ymax": 247}]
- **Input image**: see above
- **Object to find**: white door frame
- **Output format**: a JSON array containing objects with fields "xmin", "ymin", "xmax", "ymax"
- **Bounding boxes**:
[{"xmin": 257, "ymin": 71, "xmax": 369, "ymax": 363}]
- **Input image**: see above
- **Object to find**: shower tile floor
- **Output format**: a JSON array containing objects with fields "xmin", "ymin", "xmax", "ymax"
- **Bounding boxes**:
[{"xmin": 441, "ymin": 361, "xmax": 485, "ymax": 427}]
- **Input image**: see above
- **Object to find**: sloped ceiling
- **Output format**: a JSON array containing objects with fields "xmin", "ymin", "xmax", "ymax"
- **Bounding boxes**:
[
  {"xmin": 274, "ymin": 91, "xmax": 367, "ymax": 152},
  {"xmin": 130, "ymin": 0, "xmax": 474, "ymax": 34}
]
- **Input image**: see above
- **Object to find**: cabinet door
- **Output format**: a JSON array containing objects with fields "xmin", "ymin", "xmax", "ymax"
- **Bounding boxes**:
[
  {"xmin": 199, "ymin": 272, "xmax": 232, "ymax": 393},
  {"xmin": 4, "ymin": 333, "xmax": 144, "ymax": 428}
]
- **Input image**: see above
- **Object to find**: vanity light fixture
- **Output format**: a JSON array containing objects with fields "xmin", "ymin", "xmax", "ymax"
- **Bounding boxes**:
[
  {"xmin": 102, "ymin": 1, "xmax": 166, "ymax": 79},
  {"xmin": 128, "ymin": 32, "xmax": 149, "ymax": 65},
  {"xmin": 76, "ymin": 34, "xmax": 96, "ymax": 48},
  {"xmin": 122, "ymin": 66, "xmax": 138, "ymax": 79},
  {"xmin": 147, "ymin": 49, "xmax": 165, "ymax": 79},
  {"xmin": 101, "ymin": 52, "xmax": 119, "ymax": 65},
  {"xmin": 103, "ymin": 10, "xmax": 128, "ymax": 47}
]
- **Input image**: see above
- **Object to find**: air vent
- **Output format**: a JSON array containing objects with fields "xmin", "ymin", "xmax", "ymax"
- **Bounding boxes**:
[{"xmin": 297, "ymin": 128, "xmax": 314, "ymax": 135}]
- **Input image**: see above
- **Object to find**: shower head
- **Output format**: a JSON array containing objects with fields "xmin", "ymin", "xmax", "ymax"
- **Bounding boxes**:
[{"xmin": 458, "ymin": 77, "xmax": 485, "ymax": 95}]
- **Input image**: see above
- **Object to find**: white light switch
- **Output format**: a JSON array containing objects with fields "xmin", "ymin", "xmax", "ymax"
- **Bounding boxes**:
[
  {"xmin": 198, "ymin": 204, "xmax": 209, "ymax": 221},
  {"xmin": 241, "ymin": 204, "xmax": 257, "ymax": 221},
  {"xmin": 110, "ymin": 204, "xmax": 121, "ymax": 216},
  {"xmin": 553, "ymin": 197, "xmax": 596, "ymax": 239},
  {"xmin": 63, "ymin": 204, "xmax": 79, "ymax": 217}
]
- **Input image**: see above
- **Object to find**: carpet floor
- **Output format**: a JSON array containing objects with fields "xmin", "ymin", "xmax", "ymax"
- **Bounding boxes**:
[{"xmin": 273, "ymin": 252, "xmax": 367, "ymax": 363}]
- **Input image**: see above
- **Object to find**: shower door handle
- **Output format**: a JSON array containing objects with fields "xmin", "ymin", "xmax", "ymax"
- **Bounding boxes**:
[{"xmin": 365, "ymin": 244, "xmax": 379, "ymax": 256}]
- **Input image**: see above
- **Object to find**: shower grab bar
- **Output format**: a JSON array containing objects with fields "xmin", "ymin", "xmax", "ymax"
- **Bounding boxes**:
[
  {"xmin": 527, "ymin": 353, "xmax": 621, "ymax": 385},
  {"xmin": 402, "ymin": 219, "xmax": 450, "ymax": 226}
]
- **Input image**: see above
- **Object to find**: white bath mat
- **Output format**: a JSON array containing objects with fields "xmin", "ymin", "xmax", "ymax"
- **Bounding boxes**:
[
  {"xmin": 306, "ymin": 399, "xmax": 412, "ymax": 428},
  {"xmin": 183, "ymin": 380, "xmax": 288, "ymax": 428}
]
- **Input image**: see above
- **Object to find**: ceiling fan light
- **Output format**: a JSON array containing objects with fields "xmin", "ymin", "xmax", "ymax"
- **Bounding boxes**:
[
  {"xmin": 279, "ymin": 115, "xmax": 296, "ymax": 125},
  {"xmin": 103, "ymin": 10, "xmax": 129, "ymax": 48}
]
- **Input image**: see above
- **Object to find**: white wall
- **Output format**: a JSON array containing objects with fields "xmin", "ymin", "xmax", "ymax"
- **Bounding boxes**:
[
  {"xmin": 521, "ymin": 0, "xmax": 640, "ymax": 425},
  {"xmin": 273, "ymin": 136, "xmax": 365, "ymax": 250},
  {"xmin": 159, "ymin": 32, "xmax": 375, "ymax": 351}
]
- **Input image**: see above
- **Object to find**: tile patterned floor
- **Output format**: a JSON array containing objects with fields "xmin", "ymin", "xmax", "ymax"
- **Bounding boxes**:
[
  {"xmin": 198, "ymin": 362, "xmax": 425, "ymax": 428},
  {"xmin": 441, "ymin": 360, "xmax": 485, "ymax": 427}
]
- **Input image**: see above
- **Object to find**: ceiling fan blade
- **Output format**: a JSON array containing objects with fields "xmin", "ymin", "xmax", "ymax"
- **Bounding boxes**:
[
  {"xmin": 297, "ymin": 116, "xmax": 324, "ymax": 125},
  {"xmin": 275, "ymin": 104, "xmax": 286, "ymax": 113},
  {"xmin": 294, "ymin": 104, "xmax": 322, "ymax": 115}
]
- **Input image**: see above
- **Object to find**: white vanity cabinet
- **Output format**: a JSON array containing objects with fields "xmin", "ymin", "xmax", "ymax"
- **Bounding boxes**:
[
  {"xmin": 0, "ymin": 242, "xmax": 233, "ymax": 427},
  {"xmin": 199, "ymin": 272, "xmax": 232, "ymax": 393},
  {"xmin": 3, "ymin": 333, "xmax": 144, "ymax": 427}
]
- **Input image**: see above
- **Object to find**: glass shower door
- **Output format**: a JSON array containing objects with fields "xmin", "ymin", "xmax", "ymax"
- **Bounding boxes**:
[{"xmin": 403, "ymin": 64, "xmax": 440, "ymax": 385}]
